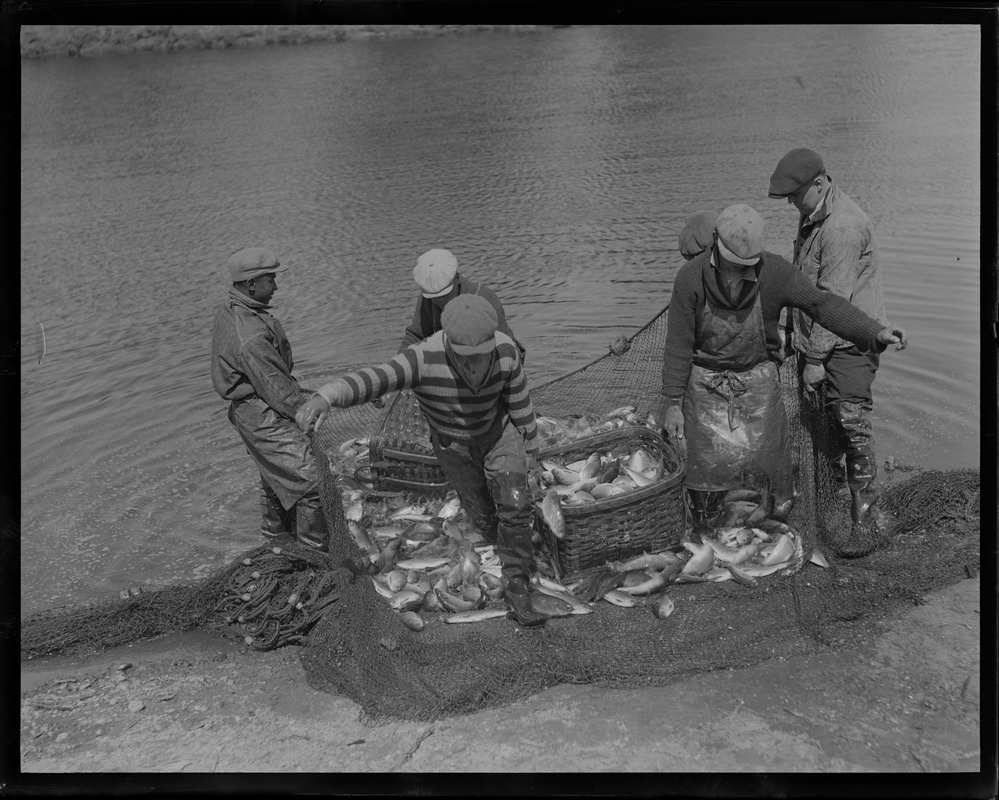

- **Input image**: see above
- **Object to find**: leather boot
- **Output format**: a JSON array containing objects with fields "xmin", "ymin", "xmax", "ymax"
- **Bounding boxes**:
[
  {"xmin": 294, "ymin": 492, "xmax": 330, "ymax": 553},
  {"xmin": 504, "ymin": 576, "xmax": 547, "ymax": 627}
]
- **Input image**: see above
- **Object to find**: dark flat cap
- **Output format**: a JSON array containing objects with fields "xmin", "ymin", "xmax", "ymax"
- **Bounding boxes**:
[
  {"xmin": 768, "ymin": 148, "xmax": 825, "ymax": 198},
  {"xmin": 678, "ymin": 211, "xmax": 719, "ymax": 260}
]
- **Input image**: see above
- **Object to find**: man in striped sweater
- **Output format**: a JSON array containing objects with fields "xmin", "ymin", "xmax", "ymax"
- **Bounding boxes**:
[
  {"xmin": 661, "ymin": 204, "xmax": 907, "ymax": 555},
  {"xmin": 296, "ymin": 294, "xmax": 548, "ymax": 627}
]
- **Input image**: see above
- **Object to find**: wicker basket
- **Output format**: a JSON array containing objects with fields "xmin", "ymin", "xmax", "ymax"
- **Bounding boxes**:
[
  {"xmin": 368, "ymin": 390, "xmax": 450, "ymax": 498},
  {"xmin": 533, "ymin": 425, "xmax": 685, "ymax": 577}
]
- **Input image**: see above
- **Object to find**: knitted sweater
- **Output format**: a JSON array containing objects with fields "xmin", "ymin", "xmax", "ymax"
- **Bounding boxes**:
[
  {"xmin": 329, "ymin": 331, "xmax": 537, "ymax": 449},
  {"xmin": 661, "ymin": 250, "xmax": 885, "ymax": 401}
]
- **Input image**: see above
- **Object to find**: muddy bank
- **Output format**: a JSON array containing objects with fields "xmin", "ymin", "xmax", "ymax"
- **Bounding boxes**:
[
  {"xmin": 19, "ymin": 25, "xmax": 565, "ymax": 60},
  {"xmin": 16, "ymin": 575, "xmax": 986, "ymax": 786}
]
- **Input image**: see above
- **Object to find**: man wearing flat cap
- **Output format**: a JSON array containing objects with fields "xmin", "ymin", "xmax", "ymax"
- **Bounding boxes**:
[
  {"xmin": 678, "ymin": 211, "xmax": 719, "ymax": 261},
  {"xmin": 660, "ymin": 204, "xmax": 907, "ymax": 547},
  {"xmin": 768, "ymin": 148, "xmax": 892, "ymax": 552},
  {"xmin": 400, "ymin": 248, "xmax": 525, "ymax": 362},
  {"xmin": 297, "ymin": 294, "xmax": 548, "ymax": 627},
  {"xmin": 211, "ymin": 247, "xmax": 329, "ymax": 551}
]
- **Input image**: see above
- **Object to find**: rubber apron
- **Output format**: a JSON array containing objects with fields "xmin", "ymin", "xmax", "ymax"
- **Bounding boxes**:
[{"xmin": 682, "ymin": 280, "xmax": 793, "ymax": 501}]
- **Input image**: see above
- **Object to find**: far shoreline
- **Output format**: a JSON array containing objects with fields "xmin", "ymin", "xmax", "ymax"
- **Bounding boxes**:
[{"xmin": 19, "ymin": 24, "xmax": 570, "ymax": 60}]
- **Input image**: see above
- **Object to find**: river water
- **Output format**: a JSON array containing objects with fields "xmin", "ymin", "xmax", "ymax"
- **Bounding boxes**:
[{"xmin": 20, "ymin": 25, "xmax": 982, "ymax": 614}]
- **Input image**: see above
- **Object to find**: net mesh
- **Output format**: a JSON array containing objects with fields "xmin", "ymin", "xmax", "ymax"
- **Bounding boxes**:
[{"xmin": 21, "ymin": 304, "xmax": 981, "ymax": 725}]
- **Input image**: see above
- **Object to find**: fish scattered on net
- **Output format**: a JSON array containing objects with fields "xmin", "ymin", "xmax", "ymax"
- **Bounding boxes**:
[{"xmin": 19, "ymin": 304, "xmax": 982, "ymax": 725}]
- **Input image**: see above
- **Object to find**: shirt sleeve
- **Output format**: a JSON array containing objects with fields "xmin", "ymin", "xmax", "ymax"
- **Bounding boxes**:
[
  {"xmin": 785, "ymin": 266, "xmax": 884, "ymax": 355},
  {"xmin": 501, "ymin": 352, "xmax": 539, "ymax": 451},
  {"xmin": 338, "ymin": 348, "xmax": 421, "ymax": 405},
  {"xmin": 661, "ymin": 264, "xmax": 699, "ymax": 402},
  {"xmin": 803, "ymin": 225, "xmax": 867, "ymax": 361},
  {"xmin": 240, "ymin": 335, "xmax": 307, "ymax": 420}
]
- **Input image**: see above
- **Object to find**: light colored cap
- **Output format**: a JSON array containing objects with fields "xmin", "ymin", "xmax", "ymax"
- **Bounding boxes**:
[
  {"xmin": 227, "ymin": 247, "xmax": 285, "ymax": 283},
  {"xmin": 441, "ymin": 294, "xmax": 498, "ymax": 356},
  {"xmin": 715, "ymin": 204, "xmax": 765, "ymax": 266},
  {"xmin": 414, "ymin": 248, "xmax": 459, "ymax": 298}
]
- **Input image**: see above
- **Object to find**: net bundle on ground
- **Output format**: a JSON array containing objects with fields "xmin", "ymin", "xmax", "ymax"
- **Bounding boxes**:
[{"xmin": 20, "ymin": 304, "xmax": 981, "ymax": 725}]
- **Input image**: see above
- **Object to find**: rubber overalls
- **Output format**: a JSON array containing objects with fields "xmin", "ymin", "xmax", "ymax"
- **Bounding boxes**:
[{"xmin": 682, "ymin": 271, "xmax": 793, "ymax": 512}]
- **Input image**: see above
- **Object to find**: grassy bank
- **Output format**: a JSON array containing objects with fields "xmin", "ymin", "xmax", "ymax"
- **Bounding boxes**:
[{"xmin": 19, "ymin": 25, "xmax": 562, "ymax": 59}]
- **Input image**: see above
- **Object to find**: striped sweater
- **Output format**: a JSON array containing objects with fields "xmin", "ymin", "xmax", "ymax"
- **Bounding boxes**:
[{"xmin": 324, "ymin": 331, "xmax": 538, "ymax": 449}]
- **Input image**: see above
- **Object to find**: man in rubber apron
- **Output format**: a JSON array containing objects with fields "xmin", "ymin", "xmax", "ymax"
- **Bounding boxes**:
[{"xmin": 661, "ymin": 204, "xmax": 908, "ymax": 529}]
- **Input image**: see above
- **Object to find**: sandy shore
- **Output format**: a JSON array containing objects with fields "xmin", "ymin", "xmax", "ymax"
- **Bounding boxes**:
[
  {"xmin": 16, "ymin": 575, "xmax": 985, "ymax": 785},
  {"xmin": 19, "ymin": 25, "xmax": 564, "ymax": 59}
]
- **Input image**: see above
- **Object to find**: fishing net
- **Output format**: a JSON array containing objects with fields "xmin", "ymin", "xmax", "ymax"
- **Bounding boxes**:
[{"xmin": 20, "ymin": 304, "xmax": 982, "ymax": 725}]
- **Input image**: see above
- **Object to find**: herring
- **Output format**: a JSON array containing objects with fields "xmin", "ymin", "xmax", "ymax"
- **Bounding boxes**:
[
  {"xmin": 442, "ymin": 607, "xmax": 509, "ymax": 624},
  {"xmin": 652, "ymin": 594, "xmax": 675, "ymax": 620}
]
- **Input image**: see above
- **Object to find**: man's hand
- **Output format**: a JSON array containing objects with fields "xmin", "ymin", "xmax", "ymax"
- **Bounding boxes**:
[
  {"xmin": 296, "ymin": 395, "xmax": 331, "ymax": 434},
  {"xmin": 877, "ymin": 325, "xmax": 908, "ymax": 351},
  {"xmin": 802, "ymin": 362, "xmax": 826, "ymax": 395},
  {"xmin": 663, "ymin": 405, "xmax": 686, "ymax": 458}
]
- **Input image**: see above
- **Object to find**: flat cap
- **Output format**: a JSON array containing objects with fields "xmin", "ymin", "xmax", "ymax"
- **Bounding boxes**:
[
  {"xmin": 768, "ymin": 148, "xmax": 825, "ymax": 198},
  {"xmin": 228, "ymin": 247, "xmax": 285, "ymax": 283},
  {"xmin": 414, "ymin": 248, "xmax": 459, "ymax": 298},
  {"xmin": 716, "ymin": 204, "xmax": 765, "ymax": 265},
  {"xmin": 441, "ymin": 294, "xmax": 498, "ymax": 356},
  {"xmin": 678, "ymin": 211, "xmax": 719, "ymax": 260}
]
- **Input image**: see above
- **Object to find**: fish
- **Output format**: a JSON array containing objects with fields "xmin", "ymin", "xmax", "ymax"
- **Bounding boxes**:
[
  {"xmin": 540, "ymin": 489, "xmax": 565, "ymax": 539},
  {"xmin": 726, "ymin": 563, "xmax": 758, "ymax": 588},
  {"xmin": 376, "ymin": 537, "xmax": 405, "ymax": 573},
  {"xmin": 530, "ymin": 581, "xmax": 594, "ymax": 615},
  {"xmin": 606, "ymin": 404, "xmax": 637, "ymax": 420},
  {"xmin": 735, "ymin": 561, "xmax": 791, "ymax": 579},
  {"xmin": 460, "ymin": 583, "xmax": 485, "ymax": 606},
  {"xmin": 395, "ymin": 557, "xmax": 451, "ymax": 571},
  {"xmin": 627, "ymin": 448, "xmax": 656, "ymax": 473},
  {"xmin": 722, "ymin": 488, "xmax": 762, "ymax": 504},
  {"xmin": 385, "ymin": 569, "xmax": 408, "ymax": 592},
  {"xmin": 719, "ymin": 500, "xmax": 759, "ymax": 528},
  {"xmin": 681, "ymin": 541, "xmax": 715, "ymax": 575},
  {"xmin": 344, "ymin": 499, "xmax": 365, "ymax": 522},
  {"xmin": 347, "ymin": 521, "xmax": 380, "ymax": 563},
  {"xmin": 373, "ymin": 524, "xmax": 406, "ymax": 540},
  {"xmin": 717, "ymin": 526, "xmax": 755, "ymax": 548},
  {"xmin": 601, "ymin": 589, "xmax": 637, "ymax": 608},
  {"xmin": 578, "ymin": 453, "xmax": 603, "ymax": 481},
  {"xmin": 591, "ymin": 483, "xmax": 626, "ymax": 499},
  {"xmin": 612, "ymin": 475, "xmax": 637, "ymax": 489},
  {"xmin": 652, "ymin": 594, "xmax": 675, "ymax": 620},
  {"xmin": 612, "ymin": 551, "xmax": 679, "ymax": 573},
  {"xmin": 442, "ymin": 519, "xmax": 464, "ymax": 543},
  {"xmin": 442, "ymin": 607, "xmax": 509, "ymax": 624},
  {"xmin": 746, "ymin": 494, "xmax": 774, "ymax": 525},
  {"xmin": 620, "ymin": 563, "xmax": 679, "ymax": 596},
  {"xmin": 458, "ymin": 547, "xmax": 480, "ymax": 585},
  {"xmin": 397, "ymin": 610, "xmax": 425, "ymax": 631},
  {"xmin": 552, "ymin": 467, "xmax": 582, "ymax": 486},
  {"xmin": 435, "ymin": 587, "xmax": 479, "ymax": 613},
  {"xmin": 435, "ymin": 496, "xmax": 462, "ymax": 520},
  {"xmin": 402, "ymin": 520, "xmax": 443, "ymax": 542},
  {"xmin": 390, "ymin": 505, "xmax": 430, "ymax": 522},
  {"xmin": 597, "ymin": 461, "xmax": 621, "ymax": 484},
  {"xmin": 389, "ymin": 588, "xmax": 425, "ymax": 612},
  {"xmin": 703, "ymin": 538, "xmax": 760, "ymax": 566},
  {"xmin": 567, "ymin": 491, "xmax": 597, "ymax": 505},
  {"xmin": 760, "ymin": 533, "xmax": 795, "ymax": 566},
  {"xmin": 565, "ymin": 566, "xmax": 625, "ymax": 602},
  {"xmin": 620, "ymin": 464, "xmax": 656, "ymax": 488},
  {"xmin": 370, "ymin": 577, "xmax": 394, "ymax": 599},
  {"xmin": 421, "ymin": 588, "xmax": 442, "ymax": 612},
  {"xmin": 527, "ymin": 591, "xmax": 575, "ymax": 618}
]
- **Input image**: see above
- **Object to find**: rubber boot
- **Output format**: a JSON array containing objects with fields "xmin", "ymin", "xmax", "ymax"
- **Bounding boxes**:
[
  {"xmin": 832, "ymin": 402, "xmax": 886, "ymax": 558},
  {"xmin": 294, "ymin": 492, "xmax": 330, "ymax": 553},
  {"xmin": 504, "ymin": 575, "xmax": 547, "ymax": 627},
  {"xmin": 688, "ymin": 489, "xmax": 724, "ymax": 531},
  {"xmin": 260, "ymin": 481, "xmax": 294, "ymax": 545}
]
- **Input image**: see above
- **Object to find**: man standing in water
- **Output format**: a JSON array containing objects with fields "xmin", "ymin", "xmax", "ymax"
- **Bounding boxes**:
[
  {"xmin": 660, "ymin": 204, "xmax": 907, "ymax": 544},
  {"xmin": 768, "ymin": 148, "xmax": 892, "ymax": 555},
  {"xmin": 210, "ymin": 247, "xmax": 329, "ymax": 551},
  {"xmin": 296, "ymin": 294, "xmax": 547, "ymax": 627}
]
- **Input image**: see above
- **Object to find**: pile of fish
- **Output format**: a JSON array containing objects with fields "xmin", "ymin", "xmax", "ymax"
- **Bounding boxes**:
[{"xmin": 534, "ymin": 404, "xmax": 659, "ymax": 451}]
